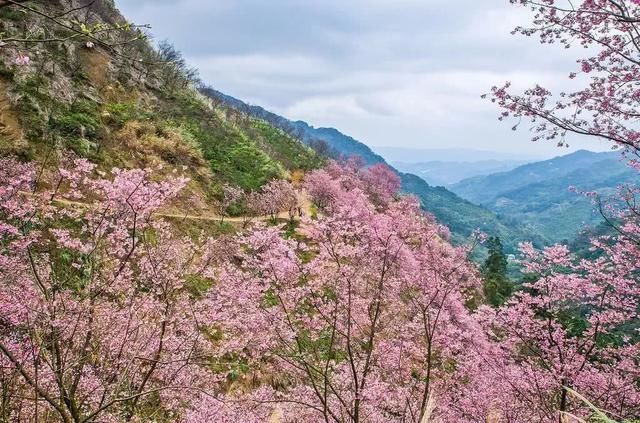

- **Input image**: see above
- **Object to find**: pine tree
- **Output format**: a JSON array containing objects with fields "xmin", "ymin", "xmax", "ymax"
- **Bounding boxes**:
[{"xmin": 482, "ymin": 236, "xmax": 513, "ymax": 307}]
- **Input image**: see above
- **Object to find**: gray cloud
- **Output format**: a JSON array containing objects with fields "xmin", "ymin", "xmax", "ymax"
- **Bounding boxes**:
[{"xmin": 116, "ymin": 0, "xmax": 610, "ymax": 158}]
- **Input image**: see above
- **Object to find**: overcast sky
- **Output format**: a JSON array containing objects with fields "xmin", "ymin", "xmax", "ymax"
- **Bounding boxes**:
[{"xmin": 116, "ymin": 0, "xmax": 612, "ymax": 160}]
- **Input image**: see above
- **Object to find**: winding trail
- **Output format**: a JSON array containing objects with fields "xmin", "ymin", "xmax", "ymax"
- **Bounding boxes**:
[
  {"xmin": 0, "ymin": 80, "xmax": 24, "ymax": 143},
  {"xmin": 34, "ymin": 189, "xmax": 313, "ymax": 226}
]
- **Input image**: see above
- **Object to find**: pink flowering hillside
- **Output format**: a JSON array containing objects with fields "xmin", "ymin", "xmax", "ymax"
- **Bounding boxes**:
[
  {"xmin": 2, "ymin": 155, "xmax": 639, "ymax": 422},
  {"xmin": 1, "ymin": 0, "xmax": 640, "ymax": 422}
]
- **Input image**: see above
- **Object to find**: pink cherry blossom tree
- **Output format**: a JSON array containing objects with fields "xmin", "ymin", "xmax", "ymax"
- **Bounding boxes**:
[
  {"xmin": 304, "ymin": 168, "xmax": 343, "ymax": 212},
  {"xmin": 305, "ymin": 161, "xmax": 401, "ymax": 214},
  {"xmin": 0, "ymin": 158, "xmax": 224, "ymax": 422},
  {"xmin": 198, "ymin": 164, "xmax": 498, "ymax": 423},
  {"xmin": 219, "ymin": 183, "xmax": 245, "ymax": 223},
  {"xmin": 482, "ymin": 241, "xmax": 640, "ymax": 421},
  {"xmin": 254, "ymin": 179, "xmax": 297, "ymax": 221},
  {"xmin": 487, "ymin": 1, "xmax": 640, "ymax": 420},
  {"xmin": 360, "ymin": 163, "xmax": 401, "ymax": 208},
  {"xmin": 490, "ymin": 0, "xmax": 640, "ymax": 153}
]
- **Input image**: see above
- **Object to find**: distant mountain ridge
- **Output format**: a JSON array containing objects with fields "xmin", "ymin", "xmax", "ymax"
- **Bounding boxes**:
[
  {"xmin": 375, "ymin": 146, "xmax": 544, "ymax": 163},
  {"xmin": 451, "ymin": 150, "xmax": 622, "ymax": 204},
  {"xmin": 450, "ymin": 150, "xmax": 638, "ymax": 243},
  {"xmin": 392, "ymin": 159, "xmax": 529, "ymax": 186},
  {"xmin": 201, "ymin": 88, "xmax": 545, "ymax": 252},
  {"xmin": 293, "ymin": 122, "xmax": 388, "ymax": 165}
]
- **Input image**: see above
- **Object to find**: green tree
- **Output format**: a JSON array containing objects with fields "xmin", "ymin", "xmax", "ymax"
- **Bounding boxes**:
[{"xmin": 482, "ymin": 236, "xmax": 513, "ymax": 307}]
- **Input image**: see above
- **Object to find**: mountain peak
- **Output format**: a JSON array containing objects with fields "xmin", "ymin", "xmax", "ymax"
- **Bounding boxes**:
[{"xmin": 564, "ymin": 149, "xmax": 609, "ymax": 157}]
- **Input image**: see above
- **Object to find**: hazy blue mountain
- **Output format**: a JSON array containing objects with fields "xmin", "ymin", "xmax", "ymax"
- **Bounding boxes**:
[
  {"xmin": 291, "ymin": 121, "xmax": 387, "ymax": 165},
  {"xmin": 375, "ymin": 146, "xmax": 543, "ymax": 163},
  {"xmin": 392, "ymin": 160, "xmax": 529, "ymax": 186},
  {"xmin": 450, "ymin": 150, "xmax": 638, "ymax": 243},
  {"xmin": 200, "ymin": 87, "xmax": 542, "ymax": 252},
  {"xmin": 450, "ymin": 150, "xmax": 621, "ymax": 203}
]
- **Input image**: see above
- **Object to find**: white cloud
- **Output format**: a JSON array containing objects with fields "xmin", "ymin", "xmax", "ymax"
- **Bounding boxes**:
[
  {"xmin": 281, "ymin": 69, "xmax": 568, "ymax": 122},
  {"xmin": 115, "ymin": 0, "xmax": 611, "ymax": 157},
  {"xmin": 189, "ymin": 54, "xmax": 332, "ymax": 79}
]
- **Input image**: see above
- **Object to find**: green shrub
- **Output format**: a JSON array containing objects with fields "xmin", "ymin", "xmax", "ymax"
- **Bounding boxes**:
[
  {"xmin": 51, "ymin": 101, "xmax": 100, "ymax": 138},
  {"xmin": 65, "ymin": 137, "xmax": 98, "ymax": 157},
  {"xmin": 184, "ymin": 274, "xmax": 214, "ymax": 298},
  {"xmin": 103, "ymin": 101, "xmax": 152, "ymax": 127},
  {"xmin": 173, "ymin": 118, "xmax": 283, "ymax": 191},
  {"xmin": 0, "ymin": 7, "xmax": 26, "ymax": 21}
]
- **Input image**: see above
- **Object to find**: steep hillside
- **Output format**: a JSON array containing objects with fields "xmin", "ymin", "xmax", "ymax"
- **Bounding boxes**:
[
  {"xmin": 0, "ymin": 1, "xmax": 319, "ymax": 214},
  {"xmin": 0, "ymin": 1, "xmax": 532, "ymax": 251},
  {"xmin": 450, "ymin": 150, "xmax": 639, "ymax": 242},
  {"xmin": 201, "ymin": 89, "xmax": 542, "ymax": 251}
]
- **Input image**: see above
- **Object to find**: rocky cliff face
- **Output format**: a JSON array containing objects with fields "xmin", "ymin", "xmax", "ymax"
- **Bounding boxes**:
[{"xmin": 0, "ymin": 0, "xmax": 156, "ymax": 154}]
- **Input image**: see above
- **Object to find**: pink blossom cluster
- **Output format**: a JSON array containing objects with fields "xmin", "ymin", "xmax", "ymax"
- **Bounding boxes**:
[
  {"xmin": 218, "ymin": 183, "xmax": 245, "ymax": 222},
  {"xmin": 14, "ymin": 54, "xmax": 30, "ymax": 66},
  {"xmin": 493, "ymin": 0, "xmax": 640, "ymax": 152},
  {"xmin": 246, "ymin": 178, "xmax": 298, "ymax": 219},
  {"xmin": 0, "ymin": 159, "xmax": 222, "ymax": 422}
]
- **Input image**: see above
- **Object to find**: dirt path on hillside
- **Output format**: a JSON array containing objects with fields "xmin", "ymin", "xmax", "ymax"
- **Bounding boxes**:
[
  {"xmin": 0, "ymin": 80, "xmax": 25, "ymax": 144},
  {"xmin": 35, "ymin": 189, "xmax": 314, "ymax": 226}
]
